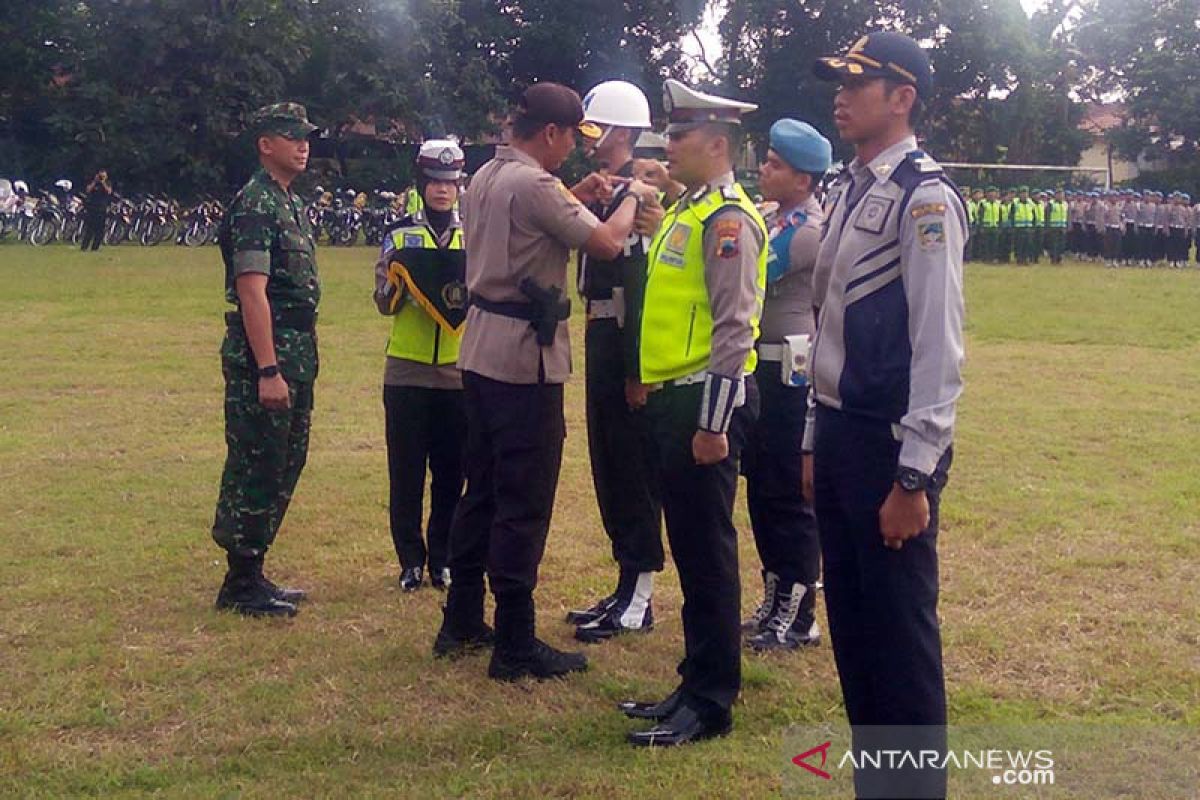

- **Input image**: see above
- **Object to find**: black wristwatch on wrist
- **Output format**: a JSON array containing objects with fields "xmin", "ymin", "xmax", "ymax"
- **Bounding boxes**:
[
  {"xmin": 257, "ymin": 364, "xmax": 280, "ymax": 378},
  {"xmin": 895, "ymin": 466, "xmax": 930, "ymax": 492}
]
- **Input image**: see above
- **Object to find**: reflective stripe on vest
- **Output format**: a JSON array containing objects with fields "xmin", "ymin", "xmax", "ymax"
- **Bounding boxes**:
[
  {"xmin": 385, "ymin": 225, "xmax": 464, "ymax": 366},
  {"xmin": 1048, "ymin": 200, "xmax": 1068, "ymax": 227},
  {"xmin": 640, "ymin": 184, "xmax": 767, "ymax": 384}
]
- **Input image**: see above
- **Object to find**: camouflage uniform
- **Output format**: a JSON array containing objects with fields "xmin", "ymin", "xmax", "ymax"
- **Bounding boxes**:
[{"xmin": 212, "ymin": 105, "xmax": 320, "ymax": 561}]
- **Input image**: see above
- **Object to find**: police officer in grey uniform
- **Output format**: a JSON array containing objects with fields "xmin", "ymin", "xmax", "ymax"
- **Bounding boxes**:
[
  {"xmin": 741, "ymin": 118, "xmax": 830, "ymax": 652},
  {"xmin": 432, "ymin": 83, "xmax": 659, "ymax": 681},
  {"xmin": 807, "ymin": 32, "xmax": 965, "ymax": 797}
]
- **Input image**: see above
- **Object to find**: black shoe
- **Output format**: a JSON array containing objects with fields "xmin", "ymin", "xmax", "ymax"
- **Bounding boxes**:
[
  {"xmin": 747, "ymin": 620, "xmax": 821, "ymax": 652},
  {"xmin": 433, "ymin": 621, "xmax": 495, "ymax": 659},
  {"xmin": 248, "ymin": 552, "xmax": 307, "ymax": 604},
  {"xmin": 746, "ymin": 581, "xmax": 819, "ymax": 652},
  {"xmin": 575, "ymin": 601, "xmax": 653, "ymax": 643},
  {"xmin": 487, "ymin": 639, "xmax": 588, "ymax": 681},
  {"xmin": 429, "ymin": 567, "xmax": 451, "ymax": 591},
  {"xmin": 259, "ymin": 574, "xmax": 307, "ymax": 604},
  {"xmin": 565, "ymin": 594, "xmax": 615, "ymax": 625},
  {"xmin": 618, "ymin": 687, "xmax": 683, "ymax": 721},
  {"xmin": 627, "ymin": 704, "xmax": 732, "ymax": 748},
  {"xmin": 215, "ymin": 579, "xmax": 298, "ymax": 618},
  {"xmin": 399, "ymin": 567, "xmax": 423, "ymax": 592}
]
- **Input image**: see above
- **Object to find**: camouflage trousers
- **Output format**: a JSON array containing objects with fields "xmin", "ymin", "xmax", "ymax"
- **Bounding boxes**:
[{"xmin": 212, "ymin": 363, "xmax": 314, "ymax": 556}]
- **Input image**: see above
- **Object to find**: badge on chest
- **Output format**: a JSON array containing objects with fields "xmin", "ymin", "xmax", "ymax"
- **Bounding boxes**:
[
  {"xmin": 658, "ymin": 221, "xmax": 692, "ymax": 267},
  {"xmin": 853, "ymin": 195, "xmax": 895, "ymax": 235}
]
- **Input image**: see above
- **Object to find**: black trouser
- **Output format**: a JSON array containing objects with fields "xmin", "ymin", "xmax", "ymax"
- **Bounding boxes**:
[
  {"xmin": 383, "ymin": 384, "xmax": 466, "ymax": 572},
  {"xmin": 447, "ymin": 371, "xmax": 564, "ymax": 599},
  {"xmin": 1168, "ymin": 227, "xmax": 1188, "ymax": 262},
  {"xmin": 584, "ymin": 318, "xmax": 663, "ymax": 574},
  {"xmin": 80, "ymin": 213, "xmax": 105, "ymax": 251},
  {"xmin": 1103, "ymin": 226, "xmax": 1122, "ymax": 261},
  {"xmin": 742, "ymin": 360, "xmax": 819, "ymax": 588},
  {"xmin": 813, "ymin": 406, "xmax": 951, "ymax": 729},
  {"xmin": 644, "ymin": 376, "xmax": 758, "ymax": 714}
]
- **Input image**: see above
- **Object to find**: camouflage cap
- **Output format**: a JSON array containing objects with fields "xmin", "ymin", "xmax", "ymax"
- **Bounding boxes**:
[{"xmin": 249, "ymin": 102, "xmax": 318, "ymax": 140}]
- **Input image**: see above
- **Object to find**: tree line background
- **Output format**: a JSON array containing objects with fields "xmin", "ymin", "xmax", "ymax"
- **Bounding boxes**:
[{"xmin": 1, "ymin": 0, "xmax": 1197, "ymax": 199}]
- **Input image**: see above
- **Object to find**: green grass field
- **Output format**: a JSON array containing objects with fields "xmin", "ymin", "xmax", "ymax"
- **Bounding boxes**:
[{"xmin": 1, "ymin": 245, "xmax": 1197, "ymax": 798}]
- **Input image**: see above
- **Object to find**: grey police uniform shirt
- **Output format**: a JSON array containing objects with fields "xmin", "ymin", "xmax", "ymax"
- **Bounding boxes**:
[
  {"xmin": 1120, "ymin": 201, "xmax": 1138, "ymax": 225},
  {"xmin": 762, "ymin": 193, "xmax": 823, "ymax": 344},
  {"xmin": 803, "ymin": 134, "xmax": 966, "ymax": 475},
  {"xmin": 457, "ymin": 145, "xmax": 600, "ymax": 385},
  {"xmin": 1168, "ymin": 204, "xmax": 1190, "ymax": 228},
  {"xmin": 1085, "ymin": 201, "xmax": 1104, "ymax": 227},
  {"xmin": 1137, "ymin": 202, "xmax": 1156, "ymax": 226},
  {"xmin": 1154, "ymin": 202, "xmax": 1171, "ymax": 231},
  {"xmin": 373, "ymin": 209, "xmax": 463, "ymax": 390},
  {"xmin": 1104, "ymin": 201, "xmax": 1122, "ymax": 227}
]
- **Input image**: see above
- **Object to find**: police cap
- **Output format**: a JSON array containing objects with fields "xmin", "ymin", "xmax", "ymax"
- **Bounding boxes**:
[
  {"xmin": 813, "ymin": 32, "xmax": 933, "ymax": 98},
  {"xmin": 663, "ymin": 79, "xmax": 757, "ymax": 134}
]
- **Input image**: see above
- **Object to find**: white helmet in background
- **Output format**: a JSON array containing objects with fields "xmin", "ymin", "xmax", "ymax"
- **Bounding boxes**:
[
  {"xmin": 581, "ymin": 81, "xmax": 653, "ymax": 130},
  {"xmin": 14, "ymin": 180, "xmax": 29, "ymax": 194},
  {"xmin": 55, "ymin": 179, "xmax": 73, "ymax": 193}
]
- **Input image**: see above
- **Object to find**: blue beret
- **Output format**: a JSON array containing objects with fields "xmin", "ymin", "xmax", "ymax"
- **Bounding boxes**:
[{"xmin": 768, "ymin": 118, "xmax": 832, "ymax": 174}]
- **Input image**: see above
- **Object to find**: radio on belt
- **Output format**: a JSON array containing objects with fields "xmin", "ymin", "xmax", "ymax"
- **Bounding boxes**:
[{"xmin": 782, "ymin": 333, "xmax": 811, "ymax": 387}]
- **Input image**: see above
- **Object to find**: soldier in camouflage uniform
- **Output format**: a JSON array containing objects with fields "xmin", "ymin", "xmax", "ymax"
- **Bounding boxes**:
[{"xmin": 211, "ymin": 103, "xmax": 321, "ymax": 617}]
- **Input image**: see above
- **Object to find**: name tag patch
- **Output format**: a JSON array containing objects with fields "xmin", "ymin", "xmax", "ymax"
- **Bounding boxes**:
[
  {"xmin": 910, "ymin": 202, "xmax": 946, "ymax": 219},
  {"xmin": 853, "ymin": 195, "xmax": 894, "ymax": 234}
]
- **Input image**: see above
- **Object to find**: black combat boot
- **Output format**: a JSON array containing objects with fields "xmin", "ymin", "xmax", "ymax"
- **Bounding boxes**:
[
  {"xmin": 741, "ymin": 570, "xmax": 778, "ymax": 634},
  {"xmin": 747, "ymin": 581, "xmax": 820, "ymax": 651},
  {"xmin": 488, "ymin": 590, "xmax": 587, "ymax": 681},
  {"xmin": 574, "ymin": 569, "xmax": 655, "ymax": 643},
  {"xmin": 433, "ymin": 575, "xmax": 494, "ymax": 658},
  {"xmin": 251, "ymin": 552, "xmax": 307, "ymax": 604},
  {"xmin": 215, "ymin": 551, "xmax": 298, "ymax": 618}
]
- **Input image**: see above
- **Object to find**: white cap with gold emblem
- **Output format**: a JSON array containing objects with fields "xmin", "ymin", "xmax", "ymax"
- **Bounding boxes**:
[
  {"xmin": 663, "ymin": 78, "xmax": 757, "ymax": 134},
  {"xmin": 417, "ymin": 139, "xmax": 465, "ymax": 181}
]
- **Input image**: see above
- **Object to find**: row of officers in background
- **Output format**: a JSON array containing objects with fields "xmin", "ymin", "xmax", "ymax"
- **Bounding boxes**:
[
  {"xmin": 212, "ymin": 31, "xmax": 963, "ymax": 788},
  {"xmin": 965, "ymin": 185, "xmax": 1200, "ymax": 267}
]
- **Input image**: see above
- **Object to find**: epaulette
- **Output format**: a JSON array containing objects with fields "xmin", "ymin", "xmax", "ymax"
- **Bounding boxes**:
[
  {"xmin": 720, "ymin": 185, "xmax": 740, "ymax": 201},
  {"xmin": 890, "ymin": 150, "xmax": 943, "ymax": 191}
]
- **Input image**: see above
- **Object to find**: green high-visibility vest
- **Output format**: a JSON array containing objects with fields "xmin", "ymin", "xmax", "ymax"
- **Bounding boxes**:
[
  {"xmin": 385, "ymin": 224, "xmax": 463, "ymax": 365},
  {"xmin": 405, "ymin": 188, "xmax": 423, "ymax": 218},
  {"xmin": 1011, "ymin": 199, "xmax": 1034, "ymax": 228},
  {"xmin": 1047, "ymin": 200, "xmax": 1068, "ymax": 228},
  {"xmin": 1032, "ymin": 202, "xmax": 1045, "ymax": 225},
  {"xmin": 640, "ymin": 184, "xmax": 767, "ymax": 384},
  {"xmin": 980, "ymin": 200, "xmax": 1001, "ymax": 227}
]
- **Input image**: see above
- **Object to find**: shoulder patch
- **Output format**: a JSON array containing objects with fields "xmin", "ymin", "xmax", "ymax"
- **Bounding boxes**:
[
  {"xmin": 720, "ymin": 185, "xmax": 740, "ymax": 201},
  {"xmin": 910, "ymin": 202, "xmax": 946, "ymax": 219},
  {"xmin": 916, "ymin": 220, "xmax": 946, "ymax": 250},
  {"xmin": 714, "ymin": 218, "xmax": 741, "ymax": 258}
]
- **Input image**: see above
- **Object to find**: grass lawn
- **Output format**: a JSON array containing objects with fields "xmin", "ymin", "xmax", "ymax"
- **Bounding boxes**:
[{"xmin": 1, "ymin": 244, "xmax": 1197, "ymax": 798}]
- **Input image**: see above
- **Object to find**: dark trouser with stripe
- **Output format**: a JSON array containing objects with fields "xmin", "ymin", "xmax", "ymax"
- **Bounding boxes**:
[
  {"xmin": 644, "ymin": 376, "xmax": 758, "ymax": 714},
  {"xmin": 446, "ymin": 371, "xmax": 564, "ymax": 600},
  {"xmin": 584, "ymin": 318, "xmax": 663, "ymax": 574},
  {"xmin": 813, "ymin": 406, "xmax": 951, "ymax": 799},
  {"xmin": 1137, "ymin": 226, "xmax": 1154, "ymax": 261},
  {"xmin": 383, "ymin": 384, "xmax": 466, "ymax": 573},
  {"xmin": 743, "ymin": 360, "xmax": 819, "ymax": 588},
  {"xmin": 813, "ymin": 406, "xmax": 950, "ymax": 726},
  {"xmin": 1103, "ymin": 226, "xmax": 1122, "ymax": 261},
  {"xmin": 1047, "ymin": 227, "xmax": 1066, "ymax": 263},
  {"xmin": 1168, "ymin": 227, "xmax": 1188, "ymax": 262}
]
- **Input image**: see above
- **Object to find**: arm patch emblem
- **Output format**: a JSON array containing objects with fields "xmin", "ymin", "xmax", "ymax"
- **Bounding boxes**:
[{"xmin": 714, "ymin": 218, "xmax": 741, "ymax": 258}]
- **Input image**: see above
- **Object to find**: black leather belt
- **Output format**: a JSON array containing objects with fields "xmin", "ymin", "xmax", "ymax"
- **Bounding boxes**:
[{"xmin": 225, "ymin": 309, "xmax": 317, "ymax": 333}]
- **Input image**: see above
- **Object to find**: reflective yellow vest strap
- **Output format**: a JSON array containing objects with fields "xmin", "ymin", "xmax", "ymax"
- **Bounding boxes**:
[{"xmin": 384, "ymin": 225, "xmax": 463, "ymax": 366}]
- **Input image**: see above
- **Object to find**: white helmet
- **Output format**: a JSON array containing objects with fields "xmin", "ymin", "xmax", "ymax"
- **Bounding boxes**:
[
  {"xmin": 417, "ymin": 139, "xmax": 465, "ymax": 181},
  {"xmin": 55, "ymin": 179, "xmax": 73, "ymax": 192},
  {"xmin": 581, "ymin": 81, "xmax": 652, "ymax": 130},
  {"xmin": 13, "ymin": 180, "xmax": 28, "ymax": 194}
]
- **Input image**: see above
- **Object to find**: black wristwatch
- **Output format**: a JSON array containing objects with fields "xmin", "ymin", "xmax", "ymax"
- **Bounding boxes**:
[
  {"xmin": 895, "ymin": 466, "xmax": 930, "ymax": 492},
  {"xmin": 257, "ymin": 364, "xmax": 280, "ymax": 378}
]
